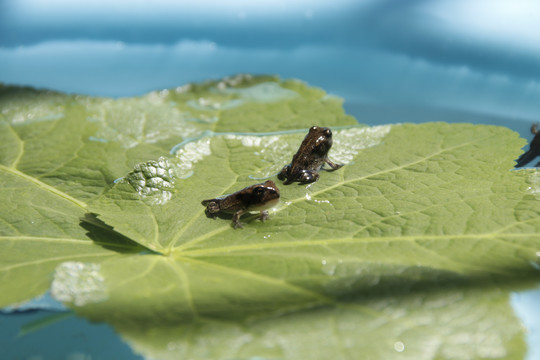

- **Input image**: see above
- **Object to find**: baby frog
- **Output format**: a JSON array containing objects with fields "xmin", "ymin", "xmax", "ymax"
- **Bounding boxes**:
[
  {"xmin": 202, "ymin": 180, "xmax": 280, "ymax": 229},
  {"xmin": 516, "ymin": 123, "xmax": 540, "ymax": 168},
  {"xmin": 278, "ymin": 126, "xmax": 343, "ymax": 184}
]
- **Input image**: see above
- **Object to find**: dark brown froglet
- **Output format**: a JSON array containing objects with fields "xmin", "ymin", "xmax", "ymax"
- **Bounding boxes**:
[
  {"xmin": 202, "ymin": 180, "xmax": 280, "ymax": 228},
  {"xmin": 515, "ymin": 123, "xmax": 540, "ymax": 168},
  {"xmin": 278, "ymin": 126, "xmax": 342, "ymax": 184}
]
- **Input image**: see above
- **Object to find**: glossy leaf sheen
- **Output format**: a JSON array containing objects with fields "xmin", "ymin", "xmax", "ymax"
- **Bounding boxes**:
[{"xmin": 0, "ymin": 76, "xmax": 538, "ymax": 359}]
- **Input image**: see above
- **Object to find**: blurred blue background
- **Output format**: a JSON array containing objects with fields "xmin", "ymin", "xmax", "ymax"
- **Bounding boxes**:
[
  {"xmin": 1, "ymin": 0, "xmax": 540, "ymax": 136},
  {"xmin": 1, "ymin": 0, "xmax": 540, "ymax": 359}
]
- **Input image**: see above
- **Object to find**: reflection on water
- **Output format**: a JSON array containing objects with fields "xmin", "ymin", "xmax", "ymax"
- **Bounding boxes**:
[{"xmin": 0, "ymin": 311, "xmax": 143, "ymax": 360}]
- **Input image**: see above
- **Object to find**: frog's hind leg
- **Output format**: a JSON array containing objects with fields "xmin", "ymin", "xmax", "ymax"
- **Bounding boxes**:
[
  {"xmin": 298, "ymin": 170, "xmax": 319, "ymax": 183},
  {"xmin": 324, "ymin": 158, "xmax": 343, "ymax": 171}
]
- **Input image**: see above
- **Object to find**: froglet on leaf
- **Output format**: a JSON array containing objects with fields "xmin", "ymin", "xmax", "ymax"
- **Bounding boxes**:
[
  {"xmin": 202, "ymin": 180, "xmax": 280, "ymax": 228},
  {"xmin": 516, "ymin": 123, "xmax": 540, "ymax": 168},
  {"xmin": 278, "ymin": 126, "xmax": 342, "ymax": 184}
]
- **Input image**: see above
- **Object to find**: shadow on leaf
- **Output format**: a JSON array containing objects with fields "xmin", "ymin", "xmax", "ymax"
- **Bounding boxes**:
[{"xmin": 80, "ymin": 213, "xmax": 151, "ymax": 254}]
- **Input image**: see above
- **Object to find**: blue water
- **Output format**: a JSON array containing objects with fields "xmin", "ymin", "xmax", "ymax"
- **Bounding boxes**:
[
  {"xmin": 512, "ymin": 287, "xmax": 540, "ymax": 360},
  {"xmin": 0, "ymin": 311, "xmax": 143, "ymax": 360},
  {"xmin": 2, "ymin": 0, "xmax": 540, "ymax": 358}
]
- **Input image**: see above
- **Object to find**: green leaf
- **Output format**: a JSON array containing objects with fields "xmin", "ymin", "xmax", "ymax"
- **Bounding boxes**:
[{"xmin": 1, "ymin": 77, "xmax": 539, "ymax": 359}]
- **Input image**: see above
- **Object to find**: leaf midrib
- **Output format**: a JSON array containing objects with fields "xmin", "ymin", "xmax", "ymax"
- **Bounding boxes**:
[{"xmin": 178, "ymin": 232, "xmax": 539, "ymax": 257}]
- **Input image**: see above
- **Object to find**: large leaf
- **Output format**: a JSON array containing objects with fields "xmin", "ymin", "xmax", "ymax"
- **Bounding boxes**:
[{"xmin": 1, "ymin": 76, "xmax": 539, "ymax": 359}]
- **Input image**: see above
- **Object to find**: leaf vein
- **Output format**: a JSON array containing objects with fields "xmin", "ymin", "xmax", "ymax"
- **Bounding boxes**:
[
  {"xmin": 178, "ymin": 256, "xmax": 334, "ymax": 304},
  {"xmin": 0, "ymin": 252, "xmax": 117, "ymax": 273},
  {"xmin": 180, "ymin": 233, "xmax": 540, "ymax": 256},
  {"xmin": 0, "ymin": 164, "xmax": 87, "ymax": 209}
]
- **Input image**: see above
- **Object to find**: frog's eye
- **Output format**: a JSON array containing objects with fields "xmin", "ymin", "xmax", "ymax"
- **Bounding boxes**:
[
  {"xmin": 253, "ymin": 187, "xmax": 265, "ymax": 196},
  {"xmin": 324, "ymin": 128, "xmax": 332, "ymax": 137},
  {"xmin": 310, "ymin": 126, "xmax": 318, "ymax": 132}
]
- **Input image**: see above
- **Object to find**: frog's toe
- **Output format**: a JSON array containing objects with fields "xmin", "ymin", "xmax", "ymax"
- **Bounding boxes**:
[{"xmin": 233, "ymin": 220, "xmax": 244, "ymax": 229}]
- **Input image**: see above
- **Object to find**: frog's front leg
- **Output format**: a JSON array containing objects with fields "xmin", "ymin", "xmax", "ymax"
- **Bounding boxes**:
[
  {"xmin": 298, "ymin": 170, "xmax": 319, "ymax": 184},
  {"xmin": 324, "ymin": 158, "xmax": 343, "ymax": 171},
  {"xmin": 277, "ymin": 165, "xmax": 292, "ymax": 184},
  {"xmin": 232, "ymin": 210, "xmax": 245, "ymax": 229},
  {"xmin": 259, "ymin": 210, "xmax": 269, "ymax": 222}
]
